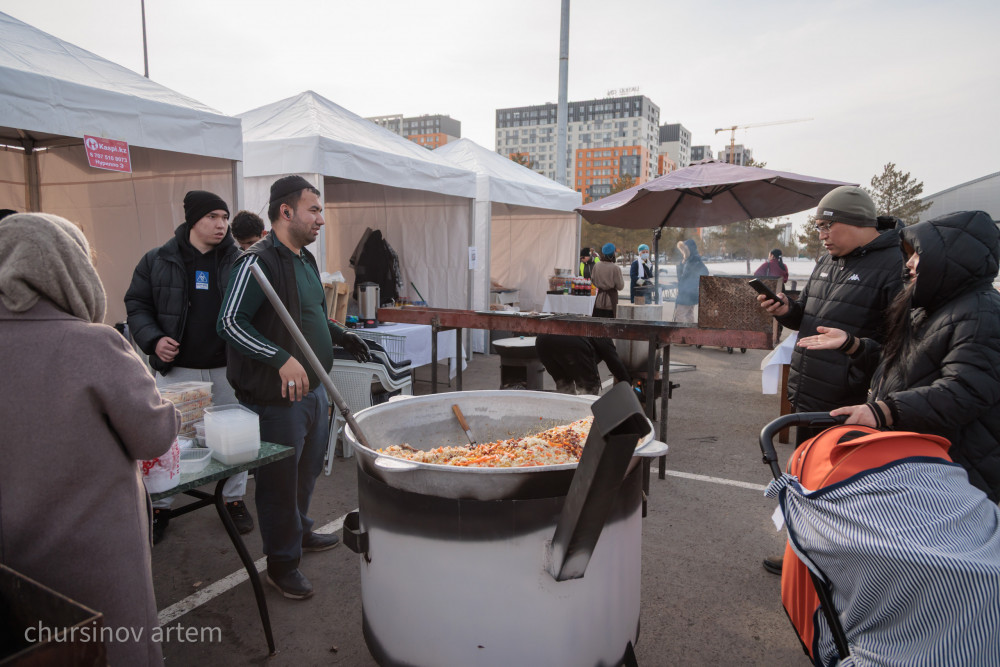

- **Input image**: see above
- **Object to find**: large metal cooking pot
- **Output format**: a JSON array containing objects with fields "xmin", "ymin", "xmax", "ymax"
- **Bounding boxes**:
[
  {"xmin": 342, "ymin": 388, "xmax": 667, "ymax": 667},
  {"xmin": 344, "ymin": 389, "xmax": 664, "ymax": 501}
]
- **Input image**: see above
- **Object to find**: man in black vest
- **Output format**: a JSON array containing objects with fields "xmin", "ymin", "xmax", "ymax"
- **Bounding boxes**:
[{"xmin": 217, "ymin": 175, "xmax": 370, "ymax": 600}]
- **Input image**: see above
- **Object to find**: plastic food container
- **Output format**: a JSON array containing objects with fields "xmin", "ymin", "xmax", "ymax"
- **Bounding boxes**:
[
  {"xmin": 204, "ymin": 405, "xmax": 260, "ymax": 465},
  {"xmin": 160, "ymin": 381, "xmax": 213, "ymax": 405},
  {"xmin": 194, "ymin": 421, "xmax": 206, "ymax": 447},
  {"xmin": 179, "ymin": 448, "xmax": 212, "ymax": 474}
]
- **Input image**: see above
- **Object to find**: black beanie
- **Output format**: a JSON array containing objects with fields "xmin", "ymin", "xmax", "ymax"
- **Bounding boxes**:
[
  {"xmin": 269, "ymin": 175, "xmax": 315, "ymax": 204},
  {"xmin": 183, "ymin": 190, "xmax": 229, "ymax": 227}
]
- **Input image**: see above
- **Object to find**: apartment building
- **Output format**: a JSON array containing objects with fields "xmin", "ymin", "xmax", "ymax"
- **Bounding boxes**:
[
  {"xmin": 495, "ymin": 95, "xmax": 660, "ymax": 199},
  {"xmin": 690, "ymin": 145, "xmax": 713, "ymax": 163},
  {"xmin": 367, "ymin": 113, "xmax": 461, "ymax": 149},
  {"xmin": 717, "ymin": 144, "xmax": 753, "ymax": 166},
  {"xmin": 658, "ymin": 123, "xmax": 691, "ymax": 171}
]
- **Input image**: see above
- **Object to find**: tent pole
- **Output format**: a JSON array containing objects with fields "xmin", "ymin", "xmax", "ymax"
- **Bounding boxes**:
[
  {"xmin": 22, "ymin": 141, "xmax": 40, "ymax": 212},
  {"xmin": 482, "ymin": 203, "xmax": 493, "ymax": 356},
  {"xmin": 466, "ymin": 197, "xmax": 475, "ymax": 361},
  {"xmin": 652, "ymin": 227, "xmax": 661, "ymax": 305},
  {"xmin": 575, "ymin": 213, "xmax": 582, "ymax": 272},
  {"xmin": 231, "ymin": 160, "xmax": 243, "ymax": 212}
]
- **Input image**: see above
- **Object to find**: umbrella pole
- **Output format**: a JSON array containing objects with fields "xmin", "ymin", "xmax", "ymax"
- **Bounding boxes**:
[{"xmin": 652, "ymin": 227, "xmax": 662, "ymax": 305}]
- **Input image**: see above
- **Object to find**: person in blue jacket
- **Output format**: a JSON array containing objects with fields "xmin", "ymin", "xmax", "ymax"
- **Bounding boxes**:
[{"xmin": 674, "ymin": 239, "xmax": 708, "ymax": 323}]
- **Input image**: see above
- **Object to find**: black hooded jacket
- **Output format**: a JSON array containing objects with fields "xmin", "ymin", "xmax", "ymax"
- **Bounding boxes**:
[
  {"xmin": 852, "ymin": 211, "xmax": 1000, "ymax": 501},
  {"xmin": 124, "ymin": 224, "xmax": 239, "ymax": 373},
  {"xmin": 776, "ymin": 228, "xmax": 904, "ymax": 413}
]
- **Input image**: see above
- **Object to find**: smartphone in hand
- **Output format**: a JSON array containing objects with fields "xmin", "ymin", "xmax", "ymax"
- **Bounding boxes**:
[{"xmin": 748, "ymin": 278, "xmax": 781, "ymax": 303}]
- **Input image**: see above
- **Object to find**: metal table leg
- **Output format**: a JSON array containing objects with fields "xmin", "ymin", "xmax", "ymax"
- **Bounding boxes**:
[
  {"xmin": 212, "ymin": 478, "xmax": 276, "ymax": 656},
  {"xmin": 658, "ymin": 344, "xmax": 670, "ymax": 480},
  {"xmin": 431, "ymin": 320, "xmax": 439, "ymax": 394},
  {"xmin": 456, "ymin": 327, "xmax": 463, "ymax": 391}
]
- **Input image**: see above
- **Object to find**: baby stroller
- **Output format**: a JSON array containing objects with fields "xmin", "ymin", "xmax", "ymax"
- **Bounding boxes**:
[{"xmin": 759, "ymin": 413, "xmax": 1000, "ymax": 666}]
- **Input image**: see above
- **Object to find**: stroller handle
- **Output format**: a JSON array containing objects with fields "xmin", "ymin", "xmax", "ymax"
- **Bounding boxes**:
[{"xmin": 759, "ymin": 413, "xmax": 847, "ymax": 481}]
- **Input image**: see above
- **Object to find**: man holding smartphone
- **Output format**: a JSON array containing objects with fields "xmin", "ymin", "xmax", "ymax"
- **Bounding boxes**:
[{"xmin": 756, "ymin": 186, "xmax": 903, "ymax": 574}]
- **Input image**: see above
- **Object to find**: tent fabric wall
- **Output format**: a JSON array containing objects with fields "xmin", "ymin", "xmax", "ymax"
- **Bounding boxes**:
[
  {"xmin": 324, "ymin": 179, "xmax": 471, "ymax": 312},
  {"xmin": 35, "ymin": 145, "xmax": 235, "ymax": 324},
  {"xmin": 0, "ymin": 149, "xmax": 26, "ymax": 211},
  {"xmin": 489, "ymin": 203, "xmax": 578, "ymax": 312},
  {"xmin": 433, "ymin": 139, "xmax": 582, "ymax": 353}
]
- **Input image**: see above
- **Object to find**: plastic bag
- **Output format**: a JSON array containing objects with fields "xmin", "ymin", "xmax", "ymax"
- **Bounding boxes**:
[{"xmin": 141, "ymin": 438, "xmax": 181, "ymax": 493}]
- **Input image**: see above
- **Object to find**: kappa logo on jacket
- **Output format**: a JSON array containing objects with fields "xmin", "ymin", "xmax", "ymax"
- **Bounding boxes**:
[{"xmin": 848, "ymin": 273, "xmax": 861, "ymax": 281}]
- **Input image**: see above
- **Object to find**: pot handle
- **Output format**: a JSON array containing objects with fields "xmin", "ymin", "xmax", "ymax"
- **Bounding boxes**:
[
  {"xmin": 548, "ymin": 382, "xmax": 652, "ymax": 582},
  {"xmin": 343, "ymin": 511, "xmax": 369, "ymax": 560},
  {"xmin": 634, "ymin": 439, "xmax": 668, "ymax": 458}
]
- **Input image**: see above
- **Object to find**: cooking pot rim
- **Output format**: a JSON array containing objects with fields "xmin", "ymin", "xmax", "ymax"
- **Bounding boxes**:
[{"xmin": 345, "ymin": 390, "xmax": 653, "ymax": 474}]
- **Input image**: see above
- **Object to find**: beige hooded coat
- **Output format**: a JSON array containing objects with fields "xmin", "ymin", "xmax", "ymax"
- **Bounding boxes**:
[{"xmin": 0, "ymin": 214, "xmax": 178, "ymax": 666}]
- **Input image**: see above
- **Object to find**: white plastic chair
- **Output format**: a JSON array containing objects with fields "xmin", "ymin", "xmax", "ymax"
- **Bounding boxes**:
[{"xmin": 324, "ymin": 360, "xmax": 412, "ymax": 474}]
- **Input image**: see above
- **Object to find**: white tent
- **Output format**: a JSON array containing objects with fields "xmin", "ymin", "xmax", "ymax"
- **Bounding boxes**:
[
  {"xmin": 0, "ymin": 11, "xmax": 243, "ymax": 324},
  {"xmin": 239, "ymin": 91, "xmax": 478, "ymax": 313},
  {"xmin": 434, "ymin": 139, "xmax": 581, "ymax": 351}
]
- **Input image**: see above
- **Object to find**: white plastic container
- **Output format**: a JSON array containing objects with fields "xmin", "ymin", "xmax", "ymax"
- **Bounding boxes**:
[
  {"xmin": 179, "ymin": 448, "xmax": 212, "ymax": 474},
  {"xmin": 194, "ymin": 421, "xmax": 206, "ymax": 447},
  {"xmin": 204, "ymin": 405, "xmax": 260, "ymax": 465}
]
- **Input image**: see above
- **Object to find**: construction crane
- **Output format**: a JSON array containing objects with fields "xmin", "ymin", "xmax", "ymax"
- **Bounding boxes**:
[{"xmin": 714, "ymin": 118, "xmax": 812, "ymax": 164}]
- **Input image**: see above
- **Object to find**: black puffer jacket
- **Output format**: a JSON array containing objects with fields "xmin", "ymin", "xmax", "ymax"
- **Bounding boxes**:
[
  {"xmin": 124, "ymin": 224, "xmax": 239, "ymax": 373},
  {"xmin": 777, "ymin": 229, "xmax": 904, "ymax": 413},
  {"xmin": 859, "ymin": 211, "xmax": 1000, "ymax": 500}
]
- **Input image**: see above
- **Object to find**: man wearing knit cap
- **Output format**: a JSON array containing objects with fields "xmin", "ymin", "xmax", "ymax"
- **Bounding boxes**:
[
  {"xmin": 755, "ymin": 184, "xmax": 903, "ymax": 575},
  {"xmin": 218, "ymin": 175, "xmax": 371, "ymax": 600},
  {"xmin": 125, "ymin": 189, "xmax": 253, "ymax": 542}
]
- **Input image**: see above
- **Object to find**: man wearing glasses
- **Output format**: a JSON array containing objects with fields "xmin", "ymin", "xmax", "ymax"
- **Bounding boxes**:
[{"xmin": 756, "ymin": 185, "xmax": 903, "ymax": 574}]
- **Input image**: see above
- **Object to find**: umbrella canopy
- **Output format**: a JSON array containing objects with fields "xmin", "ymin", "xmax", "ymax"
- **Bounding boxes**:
[{"xmin": 576, "ymin": 161, "xmax": 854, "ymax": 229}]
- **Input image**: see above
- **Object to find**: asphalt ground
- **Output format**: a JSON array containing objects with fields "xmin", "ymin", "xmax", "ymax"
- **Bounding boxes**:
[{"xmin": 151, "ymin": 342, "xmax": 812, "ymax": 666}]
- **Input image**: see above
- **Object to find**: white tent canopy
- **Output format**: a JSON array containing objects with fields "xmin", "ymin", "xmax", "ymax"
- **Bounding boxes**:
[
  {"xmin": 239, "ymin": 92, "xmax": 478, "ymax": 314},
  {"xmin": 0, "ymin": 11, "xmax": 243, "ymax": 323},
  {"xmin": 0, "ymin": 12, "xmax": 241, "ymax": 160},
  {"xmin": 435, "ymin": 139, "xmax": 581, "ymax": 350},
  {"xmin": 240, "ymin": 91, "xmax": 476, "ymax": 199}
]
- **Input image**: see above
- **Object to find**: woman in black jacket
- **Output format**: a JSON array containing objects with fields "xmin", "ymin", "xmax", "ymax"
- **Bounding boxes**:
[{"xmin": 798, "ymin": 210, "xmax": 1000, "ymax": 501}]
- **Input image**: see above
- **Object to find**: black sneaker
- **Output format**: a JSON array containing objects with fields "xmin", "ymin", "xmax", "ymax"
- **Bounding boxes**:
[
  {"xmin": 763, "ymin": 554, "xmax": 784, "ymax": 575},
  {"xmin": 266, "ymin": 568, "xmax": 314, "ymax": 600},
  {"xmin": 302, "ymin": 532, "xmax": 340, "ymax": 552},
  {"xmin": 152, "ymin": 508, "xmax": 170, "ymax": 545},
  {"xmin": 225, "ymin": 500, "xmax": 254, "ymax": 535}
]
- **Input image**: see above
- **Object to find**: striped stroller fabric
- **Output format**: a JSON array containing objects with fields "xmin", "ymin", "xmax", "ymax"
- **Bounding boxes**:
[{"xmin": 767, "ymin": 459, "xmax": 1000, "ymax": 666}]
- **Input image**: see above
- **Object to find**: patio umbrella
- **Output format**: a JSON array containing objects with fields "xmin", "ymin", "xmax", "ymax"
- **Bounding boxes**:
[{"xmin": 576, "ymin": 161, "xmax": 854, "ymax": 300}]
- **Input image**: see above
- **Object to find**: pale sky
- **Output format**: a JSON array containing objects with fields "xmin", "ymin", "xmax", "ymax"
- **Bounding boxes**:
[{"xmin": 3, "ymin": 0, "xmax": 998, "ymax": 204}]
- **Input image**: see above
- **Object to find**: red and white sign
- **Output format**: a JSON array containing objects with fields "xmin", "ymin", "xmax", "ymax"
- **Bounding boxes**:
[{"xmin": 84, "ymin": 135, "xmax": 132, "ymax": 173}]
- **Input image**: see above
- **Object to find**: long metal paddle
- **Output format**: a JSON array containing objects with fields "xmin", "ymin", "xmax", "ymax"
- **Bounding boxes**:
[{"xmin": 249, "ymin": 263, "xmax": 373, "ymax": 451}]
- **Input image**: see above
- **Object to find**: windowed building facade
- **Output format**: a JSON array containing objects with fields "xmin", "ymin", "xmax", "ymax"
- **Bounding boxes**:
[
  {"xmin": 717, "ymin": 144, "xmax": 753, "ymax": 166},
  {"xmin": 690, "ymin": 145, "xmax": 713, "ymax": 163},
  {"xmin": 658, "ymin": 123, "xmax": 691, "ymax": 170},
  {"xmin": 495, "ymin": 95, "xmax": 661, "ymax": 198},
  {"xmin": 368, "ymin": 113, "xmax": 461, "ymax": 149}
]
